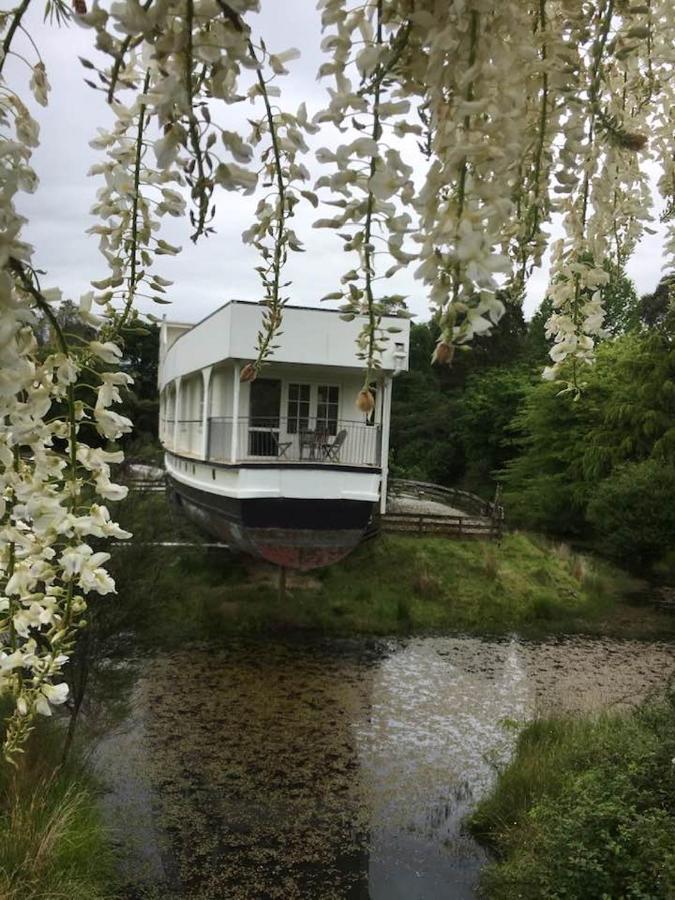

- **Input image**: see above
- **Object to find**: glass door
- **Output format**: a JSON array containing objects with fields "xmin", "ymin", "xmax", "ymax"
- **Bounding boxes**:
[{"xmin": 248, "ymin": 378, "xmax": 281, "ymax": 457}]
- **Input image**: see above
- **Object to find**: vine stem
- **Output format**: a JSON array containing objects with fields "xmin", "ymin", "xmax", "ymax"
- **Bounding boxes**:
[
  {"xmin": 357, "ymin": 19, "xmax": 411, "ymax": 98},
  {"xmin": 185, "ymin": 0, "xmax": 209, "ymax": 241},
  {"xmin": 518, "ymin": 0, "xmax": 549, "ymax": 287},
  {"xmin": 4, "ymin": 259, "xmax": 80, "ymax": 761},
  {"xmin": 214, "ymin": 0, "xmax": 289, "ymax": 372},
  {"xmin": 116, "ymin": 69, "xmax": 151, "ymax": 333},
  {"xmin": 569, "ymin": 0, "xmax": 615, "ymax": 389},
  {"xmin": 106, "ymin": 0, "xmax": 153, "ymax": 102},
  {"xmin": 249, "ymin": 36, "xmax": 287, "ymax": 369},
  {"xmin": 451, "ymin": 9, "xmax": 479, "ymax": 308},
  {"xmin": 580, "ymin": 0, "xmax": 615, "ymax": 231},
  {"xmin": 0, "ymin": 0, "xmax": 32, "ymax": 76},
  {"xmin": 362, "ymin": 0, "xmax": 383, "ymax": 387}
]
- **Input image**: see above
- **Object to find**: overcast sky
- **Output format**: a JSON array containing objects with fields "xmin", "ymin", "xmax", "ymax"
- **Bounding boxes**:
[{"xmin": 11, "ymin": 1, "xmax": 668, "ymax": 327}]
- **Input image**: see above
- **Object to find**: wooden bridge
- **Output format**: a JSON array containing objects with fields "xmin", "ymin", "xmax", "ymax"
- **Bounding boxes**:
[{"xmin": 381, "ymin": 479, "xmax": 504, "ymax": 540}]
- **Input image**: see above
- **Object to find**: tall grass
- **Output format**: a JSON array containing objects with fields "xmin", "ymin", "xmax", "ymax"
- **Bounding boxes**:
[{"xmin": 0, "ymin": 705, "xmax": 116, "ymax": 900}]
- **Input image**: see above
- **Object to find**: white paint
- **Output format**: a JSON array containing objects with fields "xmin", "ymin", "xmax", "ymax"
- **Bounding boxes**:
[
  {"xmin": 200, "ymin": 366, "xmax": 213, "ymax": 459},
  {"xmin": 173, "ymin": 375, "xmax": 182, "ymax": 451},
  {"xmin": 158, "ymin": 300, "xmax": 410, "ymax": 387},
  {"xmin": 379, "ymin": 377, "xmax": 393, "ymax": 514},
  {"xmin": 165, "ymin": 451, "xmax": 381, "ymax": 502},
  {"xmin": 231, "ymin": 362, "xmax": 240, "ymax": 462}
]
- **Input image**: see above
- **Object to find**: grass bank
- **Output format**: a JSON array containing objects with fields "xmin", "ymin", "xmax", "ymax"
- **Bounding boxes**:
[
  {"xmin": 108, "ymin": 491, "xmax": 674, "ymax": 645},
  {"xmin": 469, "ymin": 693, "xmax": 675, "ymax": 898},
  {"xmin": 0, "ymin": 707, "xmax": 115, "ymax": 900}
]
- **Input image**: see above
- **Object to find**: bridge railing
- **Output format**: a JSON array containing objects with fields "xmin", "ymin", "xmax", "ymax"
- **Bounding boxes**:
[{"xmin": 387, "ymin": 478, "xmax": 504, "ymax": 536}]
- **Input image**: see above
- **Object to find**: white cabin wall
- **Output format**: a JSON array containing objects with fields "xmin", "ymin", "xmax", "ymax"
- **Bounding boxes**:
[{"xmin": 159, "ymin": 302, "xmax": 410, "ymax": 388}]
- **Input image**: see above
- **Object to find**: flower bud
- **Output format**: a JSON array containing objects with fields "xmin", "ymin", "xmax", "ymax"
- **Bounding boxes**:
[
  {"xmin": 240, "ymin": 363, "xmax": 257, "ymax": 383},
  {"xmin": 619, "ymin": 131, "xmax": 648, "ymax": 152},
  {"xmin": 432, "ymin": 341, "xmax": 454, "ymax": 366},
  {"xmin": 356, "ymin": 389, "xmax": 375, "ymax": 414}
]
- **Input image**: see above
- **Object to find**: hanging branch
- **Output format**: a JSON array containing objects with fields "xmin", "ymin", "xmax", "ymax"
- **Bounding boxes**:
[
  {"xmin": 361, "ymin": 0, "xmax": 384, "ymax": 389},
  {"xmin": 117, "ymin": 70, "xmax": 151, "ymax": 331},
  {"xmin": 184, "ymin": 0, "xmax": 211, "ymax": 241},
  {"xmin": 0, "ymin": 0, "xmax": 32, "ymax": 76},
  {"xmin": 246, "ymin": 41, "xmax": 289, "ymax": 375},
  {"xmin": 514, "ymin": 0, "xmax": 551, "ymax": 290},
  {"xmin": 106, "ymin": 0, "xmax": 153, "ymax": 103}
]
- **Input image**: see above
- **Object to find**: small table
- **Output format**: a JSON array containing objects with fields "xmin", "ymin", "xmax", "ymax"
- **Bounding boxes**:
[{"xmin": 299, "ymin": 430, "xmax": 329, "ymax": 460}]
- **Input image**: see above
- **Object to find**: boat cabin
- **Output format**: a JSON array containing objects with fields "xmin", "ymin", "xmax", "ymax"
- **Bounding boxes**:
[{"xmin": 158, "ymin": 300, "xmax": 410, "ymax": 569}]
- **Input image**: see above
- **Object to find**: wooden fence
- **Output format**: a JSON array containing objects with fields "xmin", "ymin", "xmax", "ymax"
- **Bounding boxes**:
[{"xmin": 382, "ymin": 479, "xmax": 505, "ymax": 540}]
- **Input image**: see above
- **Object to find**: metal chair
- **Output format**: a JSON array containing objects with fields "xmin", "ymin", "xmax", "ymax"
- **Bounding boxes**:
[
  {"xmin": 323, "ymin": 429, "xmax": 347, "ymax": 462},
  {"xmin": 277, "ymin": 439, "xmax": 292, "ymax": 459}
]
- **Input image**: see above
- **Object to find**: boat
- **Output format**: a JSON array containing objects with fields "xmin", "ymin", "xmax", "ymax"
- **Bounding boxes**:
[{"xmin": 158, "ymin": 300, "xmax": 410, "ymax": 570}]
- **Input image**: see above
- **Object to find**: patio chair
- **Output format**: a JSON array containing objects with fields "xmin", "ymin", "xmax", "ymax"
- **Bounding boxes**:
[
  {"xmin": 277, "ymin": 438, "xmax": 292, "ymax": 459},
  {"xmin": 323, "ymin": 429, "xmax": 347, "ymax": 462}
]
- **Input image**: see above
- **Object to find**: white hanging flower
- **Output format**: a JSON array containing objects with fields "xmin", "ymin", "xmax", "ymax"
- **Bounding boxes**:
[
  {"xmin": 89, "ymin": 340, "xmax": 123, "ymax": 365},
  {"xmin": 29, "ymin": 62, "xmax": 50, "ymax": 107}
]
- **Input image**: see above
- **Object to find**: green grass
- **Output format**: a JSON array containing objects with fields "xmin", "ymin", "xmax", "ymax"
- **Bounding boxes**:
[
  {"xmin": 0, "ymin": 705, "xmax": 116, "ymax": 900},
  {"xmin": 469, "ymin": 695, "xmax": 675, "ymax": 898},
  {"xmin": 106, "ymin": 491, "xmax": 669, "ymax": 644}
]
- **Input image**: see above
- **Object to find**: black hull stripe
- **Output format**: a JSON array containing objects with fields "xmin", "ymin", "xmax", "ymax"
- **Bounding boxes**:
[{"xmin": 168, "ymin": 476, "xmax": 375, "ymax": 531}]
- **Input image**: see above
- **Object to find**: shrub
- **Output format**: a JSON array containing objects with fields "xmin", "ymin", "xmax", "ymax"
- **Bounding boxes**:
[
  {"xmin": 470, "ymin": 697, "xmax": 675, "ymax": 899},
  {"xmin": 587, "ymin": 460, "xmax": 675, "ymax": 570}
]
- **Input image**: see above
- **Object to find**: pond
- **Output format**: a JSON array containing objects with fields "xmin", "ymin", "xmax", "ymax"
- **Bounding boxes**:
[{"xmin": 96, "ymin": 635, "xmax": 675, "ymax": 899}]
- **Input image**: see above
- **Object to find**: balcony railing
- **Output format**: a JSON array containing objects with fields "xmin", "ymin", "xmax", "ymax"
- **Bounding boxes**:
[{"xmin": 163, "ymin": 416, "xmax": 382, "ymax": 467}]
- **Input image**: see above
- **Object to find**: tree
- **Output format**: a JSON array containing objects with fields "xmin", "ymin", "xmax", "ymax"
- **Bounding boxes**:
[
  {"xmin": 587, "ymin": 460, "xmax": 675, "ymax": 570},
  {"xmin": 454, "ymin": 367, "xmax": 532, "ymax": 495},
  {"xmin": 639, "ymin": 276, "xmax": 675, "ymax": 334},
  {"xmin": 502, "ymin": 319, "xmax": 675, "ymax": 541}
]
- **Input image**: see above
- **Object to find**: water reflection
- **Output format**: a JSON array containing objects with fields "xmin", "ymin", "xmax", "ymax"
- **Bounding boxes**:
[
  {"xmin": 96, "ymin": 636, "xmax": 675, "ymax": 899},
  {"xmin": 356, "ymin": 639, "xmax": 531, "ymax": 899}
]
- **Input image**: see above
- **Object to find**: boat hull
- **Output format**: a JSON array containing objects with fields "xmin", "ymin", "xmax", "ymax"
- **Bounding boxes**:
[{"xmin": 168, "ymin": 476, "xmax": 375, "ymax": 570}]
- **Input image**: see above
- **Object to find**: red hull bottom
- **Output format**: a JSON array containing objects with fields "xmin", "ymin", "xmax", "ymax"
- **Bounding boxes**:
[
  {"xmin": 245, "ymin": 531, "xmax": 364, "ymax": 571},
  {"xmin": 170, "ymin": 482, "xmax": 374, "ymax": 571}
]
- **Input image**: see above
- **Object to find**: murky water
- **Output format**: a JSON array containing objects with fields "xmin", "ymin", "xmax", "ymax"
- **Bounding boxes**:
[{"xmin": 96, "ymin": 635, "xmax": 675, "ymax": 899}]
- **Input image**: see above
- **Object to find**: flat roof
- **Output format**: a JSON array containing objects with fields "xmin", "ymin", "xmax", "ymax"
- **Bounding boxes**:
[{"xmin": 165, "ymin": 298, "xmax": 409, "ymax": 350}]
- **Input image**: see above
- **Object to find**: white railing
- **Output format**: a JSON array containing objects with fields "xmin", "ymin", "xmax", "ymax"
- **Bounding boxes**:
[
  {"xmin": 164, "ymin": 417, "xmax": 382, "ymax": 467},
  {"xmin": 209, "ymin": 416, "xmax": 382, "ymax": 467},
  {"xmin": 173, "ymin": 419, "xmax": 203, "ymax": 457}
]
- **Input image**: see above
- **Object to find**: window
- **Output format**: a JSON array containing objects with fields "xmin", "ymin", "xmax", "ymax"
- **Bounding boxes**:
[
  {"xmin": 316, "ymin": 385, "xmax": 339, "ymax": 436},
  {"xmin": 287, "ymin": 383, "xmax": 311, "ymax": 434}
]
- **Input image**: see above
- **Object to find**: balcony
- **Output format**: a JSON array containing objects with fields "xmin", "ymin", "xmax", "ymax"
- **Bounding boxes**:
[{"xmin": 162, "ymin": 417, "xmax": 382, "ymax": 468}]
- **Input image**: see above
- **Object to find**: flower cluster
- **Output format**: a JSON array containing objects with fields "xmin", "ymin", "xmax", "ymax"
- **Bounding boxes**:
[
  {"xmin": 413, "ymin": 1, "xmax": 531, "ymax": 357},
  {"xmin": 0, "ymin": 6, "xmax": 136, "ymax": 760},
  {"xmin": 86, "ymin": 0, "xmax": 313, "ymax": 377},
  {"xmin": 315, "ymin": 0, "xmax": 416, "ymax": 388},
  {"xmin": 315, "ymin": 0, "xmax": 674, "ymax": 382},
  {"xmin": 240, "ymin": 44, "xmax": 318, "ymax": 375}
]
